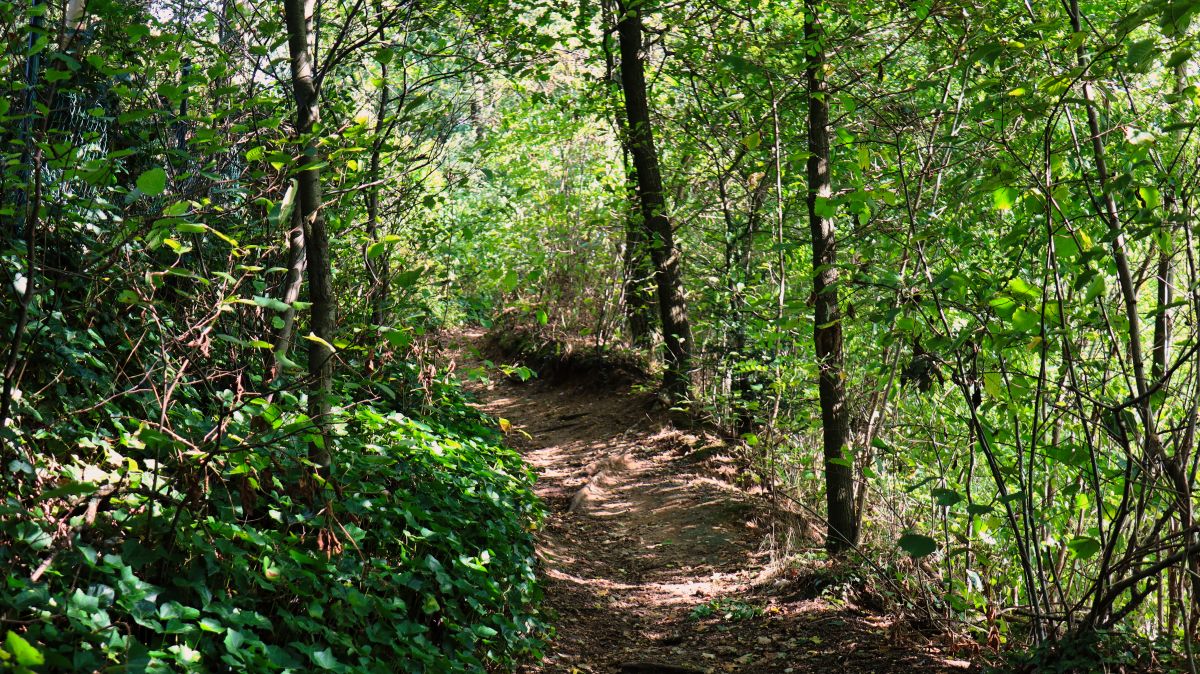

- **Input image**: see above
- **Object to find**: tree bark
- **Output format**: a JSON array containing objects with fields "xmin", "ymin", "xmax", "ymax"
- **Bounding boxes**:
[
  {"xmin": 272, "ymin": 200, "xmax": 306, "ymax": 377},
  {"xmin": 602, "ymin": 0, "xmax": 654, "ymax": 350},
  {"xmin": 284, "ymin": 0, "xmax": 336, "ymax": 467},
  {"xmin": 805, "ymin": 4, "xmax": 857, "ymax": 554},
  {"xmin": 615, "ymin": 0, "xmax": 692, "ymax": 403},
  {"xmin": 620, "ymin": 148, "xmax": 654, "ymax": 349}
]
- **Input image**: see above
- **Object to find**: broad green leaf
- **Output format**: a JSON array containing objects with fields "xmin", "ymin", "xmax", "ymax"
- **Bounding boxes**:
[
  {"xmin": 993, "ymin": 187, "xmax": 1018, "ymax": 211},
  {"xmin": 269, "ymin": 180, "xmax": 298, "ymax": 229},
  {"xmin": 136, "ymin": 167, "xmax": 168, "ymax": 196},
  {"xmin": 898, "ymin": 533, "xmax": 937, "ymax": 558},
  {"xmin": 1138, "ymin": 186, "xmax": 1161, "ymax": 210},
  {"xmin": 1067, "ymin": 536, "xmax": 1101, "ymax": 560},
  {"xmin": 5, "ymin": 630, "xmax": 44, "ymax": 667},
  {"xmin": 1012, "ymin": 308, "xmax": 1040, "ymax": 333},
  {"xmin": 932, "ymin": 488, "xmax": 963, "ymax": 507},
  {"xmin": 311, "ymin": 648, "xmax": 339, "ymax": 670},
  {"xmin": 253, "ymin": 296, "xmax": 291, "ymax": 312},
  {"xmin": 1053, "ymin": 234, "xmax": 1079, "ymax": 259},
  {"xmin": 983, "ymin": 372, "xmax": 1003, "ymax": 399},
  {"xmin": 500, "ymin": 270, "xmax": 519, "ymax": 293}
]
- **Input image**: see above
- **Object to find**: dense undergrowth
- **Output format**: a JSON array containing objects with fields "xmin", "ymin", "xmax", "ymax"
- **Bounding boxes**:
[{"xmin": 0, "ymin": 357, "xmax": 546, "ymax": 672}]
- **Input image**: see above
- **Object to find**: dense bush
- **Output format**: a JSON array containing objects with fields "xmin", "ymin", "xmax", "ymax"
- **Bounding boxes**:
[{"xmin": 0, "ymin": 363, "xmax": 546, "ymax": 672}]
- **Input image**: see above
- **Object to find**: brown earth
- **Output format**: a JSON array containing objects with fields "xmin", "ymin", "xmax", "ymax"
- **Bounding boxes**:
[{"xmin": 451, "ymin": 331, "xmax": 979, "ymax": 674}]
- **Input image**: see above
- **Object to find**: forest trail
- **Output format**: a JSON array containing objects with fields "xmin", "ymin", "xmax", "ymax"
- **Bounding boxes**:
[{"xmin": 453, "ymin": 332, "xmax": 977, "ymax": 674}]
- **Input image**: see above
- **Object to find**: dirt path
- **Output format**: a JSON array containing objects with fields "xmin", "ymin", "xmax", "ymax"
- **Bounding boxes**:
[{"xmin": 457, "ymin": 335, "xmax": 976, "ymax": 674}]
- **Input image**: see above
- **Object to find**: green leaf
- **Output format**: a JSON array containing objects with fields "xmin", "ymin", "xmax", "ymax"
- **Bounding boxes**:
[
  {"xmin": 993, "ymin": 186, "xmax": 1018, "ymax": 211},
  {"xmin": 1012, "ymin": 307, "xmax": 1040, "ymax": 333},
  {"xmin": 136, "ymin": 167, "xmax": 168, "ymax": 197},
  {"xmin": 1053, "ymin": 234, "xmax": 1079, "ymax": 259},
  {"xmin": 813, "ymin": 196, "xmax": 837, "ymax": 218},
  {"xmin": 1006, "ymin": 278, "xmax": 1040, "ymax": 302},
  {"xmin": 500, "ymin": 270, "xmax": 519, "ymax": 293},
  {"xmin": 1138, "ymin": 186, "xmax": 1161, "ymax": 210},
  {"xmin": 743, "ymin": 131, "xmax": 761, "ymax": 150},
  {"xmin": 366, "ymin": 235, "xmax": 402, "ymax": 260},
  {"xmin": 311, "ymin": 648, "xmax": 340, "ymax": 670},
  {"xmin": 1067, "ymin": 536, "xmax": 1101, "ymax": 560},
  {"xmin": 932, "ymin": 488, "xmax": 963, "ymax": 507},
  {"xmin": 269, "ymin": 180, "xmax": 298, "ymax": 229},
  {"xmin": 1125, "ymin": 38, "xmax": 1158, "ymax": 71},
  {"xmin": 898, "ymin": 533, "xmax": 937, "ymax": 558},
  {"xmin": 983, "ymin": 372, "xmax": 1003, "ymax": 399},
  {"xmin": 5, "ymin": 631, "xmax": 44, "ymax": 667},
  {"xmin": 303, "ymin": 333, "xmax": 336, "ymax": 352},
  {"xmin": 253, "ymin": 295, "xmax": 292, "ymax": 312}
]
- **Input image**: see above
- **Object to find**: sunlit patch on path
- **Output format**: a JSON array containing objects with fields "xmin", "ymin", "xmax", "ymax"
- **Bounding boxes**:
[{"xmin": 446, "ymin": 333, "xmax": 976, "ymax": 674}]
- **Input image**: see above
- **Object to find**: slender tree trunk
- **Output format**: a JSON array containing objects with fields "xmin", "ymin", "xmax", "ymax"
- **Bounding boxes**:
[
  {"xmin": 284, "ymin": 0, "xmax": 335, "ymax": 467},
  {"xmin": 616, "ymin": 0, "xmax": 692, "ymax": 403},
  {"xmin": 1068, "ymin": 0, "xmax": 1197, "ymax": 631},
  {"xmin": 366, "ymin": 60, "xmax": 390, "ymax": 329},
  {"xmin": 805, "ymin": 4, "xmax": 857, "ymax": 554},
  {"xmin": 604, "ymin": 0, "xmax": 654, "ymax": 350},
  {"xmin": 1155, "ymin": 63, "xmax": 1186, "ymax": 385},
  {"xmin": 272, "ymin": 201, "xmax": 306, "ymax": 376}
]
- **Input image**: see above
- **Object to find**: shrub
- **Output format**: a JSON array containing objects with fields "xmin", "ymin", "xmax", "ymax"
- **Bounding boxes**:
[{"xmin": 0, "ymin": 364, "xmax": 546, "ymax": 672}]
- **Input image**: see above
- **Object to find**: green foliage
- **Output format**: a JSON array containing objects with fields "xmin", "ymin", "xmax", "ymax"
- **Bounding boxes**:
[
  {"xmin": 688, "ymin": 598, "xmax": 762, "ymax": 622},
  {"xmin": 0, "ymin": 364, "xmax": 546, "ymax": 672}
]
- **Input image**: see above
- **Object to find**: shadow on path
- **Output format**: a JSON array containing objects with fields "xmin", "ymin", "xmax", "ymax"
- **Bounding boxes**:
[{"xmin": 457, "ymin": 333, "xmax": 975, "ymax": 674}]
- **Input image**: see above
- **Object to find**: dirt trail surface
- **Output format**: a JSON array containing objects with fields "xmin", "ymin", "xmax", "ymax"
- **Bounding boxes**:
[{"xmin": 453, "ymin": 333, "xmax": 976, "ymax": 674}]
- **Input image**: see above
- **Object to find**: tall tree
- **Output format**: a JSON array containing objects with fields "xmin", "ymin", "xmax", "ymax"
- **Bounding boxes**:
[
  {"xmin": 615, "ymin": 0, "xmax": 693, "ymax": 403},
  {"xmin": 284, "ymin": 0, "xmax": 336, "ymax": 467},
  {"xmin": 805, "ymin": 2, "xmax": 856, "ymax": 553}
]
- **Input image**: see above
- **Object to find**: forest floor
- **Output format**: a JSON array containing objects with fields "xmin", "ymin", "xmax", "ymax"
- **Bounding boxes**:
[{"xmin": 450, "ymin": 330, "xmax": 979, "ymax": 674}]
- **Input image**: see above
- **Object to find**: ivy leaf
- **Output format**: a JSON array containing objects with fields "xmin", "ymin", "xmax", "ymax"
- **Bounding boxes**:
[
  {"xmin": 898, "ymin": 533, "xmax": 937, "ymax": 558},
  {"xmin": 310, "ymin": 648, "xmax": 340, "ymax": 670},
  {"xmin": 136, "ymin": 167, "xmax": 168, "ymax": 196}
]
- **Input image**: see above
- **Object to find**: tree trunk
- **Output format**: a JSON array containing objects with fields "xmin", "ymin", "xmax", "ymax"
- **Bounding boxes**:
[
  {"xmin": 620, "ymin": 148, "xmax": 654, "ymax": 349},
  {"xmin": 602, "ymin": 1, "xmax": 654, "ymax": 350},
  {"xmin": 616, "ymin": 0, "xmax": 692, "ymax": 403},
  {"xmin": 366, "ymin": 60, "xmax": 390, "ymax": 329},
  {"xmin": 272, "ymin": 201, "xmax": 306, "ymax": 377},
  {"xmin": 805, "ymin": 4, "xmax": 857, "ymax": 554},
  {"xmin": 284, "ymin": 0, "xmax": 335, "ymax": 468}
]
